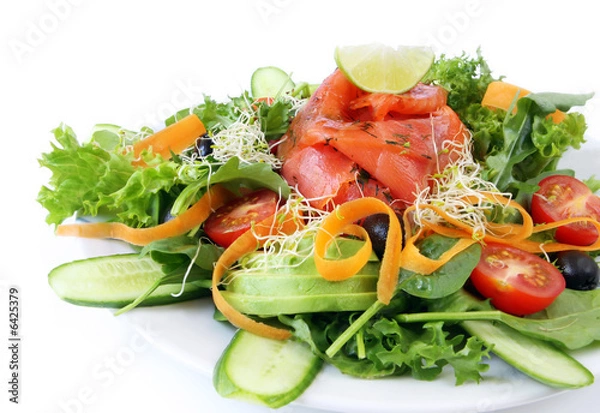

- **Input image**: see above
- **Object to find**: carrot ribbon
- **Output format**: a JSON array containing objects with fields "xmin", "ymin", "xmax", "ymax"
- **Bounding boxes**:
[
  {"xmin": 406, "ymin": 191, "xmax": 600, "ymax": 255},
  {"xmin": 482, "ymin": 81, "xmax": 565, "ymax": 123},
  {"xmin": 131, "ymin": 114, "xmax": 206, "ymax": 167},
  {"xmin": 211, "ymin": 210, "xmax": 300, "ymax": 341},
  {"xmin": 56, "ymin": 185, "xmax": 234, "ymax": 246},
  {"xmin": 313, "ymin": 197, "xmax": 403, "ymax": 305}
]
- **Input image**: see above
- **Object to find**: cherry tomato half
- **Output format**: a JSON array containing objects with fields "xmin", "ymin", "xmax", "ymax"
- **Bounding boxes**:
[
  {"xmin": 470, "ymin": 243, "xmax": 565, "ymax": 316},
  {"xmin": 204, "ymin": 189, "xmax": 280, "ymax": 248},
  {"xmin": 530, "ymin": 174, "xmax": 600, "ymax": 246}
]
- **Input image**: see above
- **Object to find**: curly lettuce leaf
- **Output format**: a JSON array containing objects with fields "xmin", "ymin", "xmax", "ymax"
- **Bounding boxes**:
[
  {"xmin": 584, "ymin": 176, "xmax": 600, "ymax": 193},
  {"xmin": 371, "ymin": 319, "xmax": 489, "ymax": 384},
  {"xmin": 254, "ymin": 98, "xmax": 294, "ymax": 141},
  {"xmin": 281, "ymin": 311, "xmax": 490, "ymax": 385},
  {"xmin": 38, "ymin": 124, "xmax": 290, "ymax": 228},
  {"xmin": 165, "ymin": 94, "xmax": 248, "ymax": 132},
  {"xmin": 423, "ymin": 49, "xmax": 497, "ymax": 118},
  {"xmin": 170, "ymin": 92, "xmax": 298, "ymax": 142},
  {"xmin": 108, "ymin": 161, "xmax": 180, "ymax": 227},
  {"xmin": 483, "ymin": 92, "xmax": 592, "ymax": 193},
  {"xmin": 38, "ymin": 124, "xmax": 138, "ymax": 225},
  {"xmin": 425, "ymin": 51, "xmax": 592, "ymax": 195},
  {"xmin": 531, "ymin": 112, "xmax": 586, "ymax": 157},
  {"xmin": 462, "ymin": 104, "xmax": 505, "ymax": 161},
  {"xmin": 38, "ymin": 124, "xmax": 181, "ymax": 227}
]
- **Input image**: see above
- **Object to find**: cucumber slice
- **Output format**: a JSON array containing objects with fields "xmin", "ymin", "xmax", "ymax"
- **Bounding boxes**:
[
  {"xmin": 49, "ymin": 254, "xmax": 209, "ymax": 308},
  {"xmin": 214, "ymin": 329, "xmax": 322, "ymax": 408},
  {"xmin": 462, "ymin": 320, "xmax": 593, "ymax": 388},
  {"xmin": 251, "ymin": 66, "xmax": 295, "ymax": 98}
]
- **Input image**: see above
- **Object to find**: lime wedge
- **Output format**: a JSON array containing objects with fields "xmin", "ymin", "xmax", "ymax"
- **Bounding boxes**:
[{"xmin": 334, "ymin": 44, "xmax": 435, "ymax": 94}]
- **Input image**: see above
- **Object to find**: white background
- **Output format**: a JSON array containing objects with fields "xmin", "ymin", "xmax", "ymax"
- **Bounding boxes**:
[{"xmin": 2, "ymin": 1, "xmax": 600, "ymax": 412}]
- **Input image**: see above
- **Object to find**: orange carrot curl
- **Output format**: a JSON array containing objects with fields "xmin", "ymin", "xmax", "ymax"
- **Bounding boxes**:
[
  {"xmin": 482, "ymin": 81, "xmax": 565, "ymax": 123},
  {"xmin": 405, "ymin": 191, "xmax": 600, "ymax": 257},
  {"xmin": 211, "ymin": 210, "xmax": 300, "ymax": 341},
  {"xmin": 313, "ymin": 197, "xmax": 403, "ymax": 305},
  {"xmin": 131, "ymin": 114, "xmax": 206, "ymax": 167},
  {"xmin": 56, "ymin": 185, "xmax": 234, "ymax": 246}
]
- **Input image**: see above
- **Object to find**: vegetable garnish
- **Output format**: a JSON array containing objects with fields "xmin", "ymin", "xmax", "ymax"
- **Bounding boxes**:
[
  {"xmin": 482, "ymin": 80, "xmax": 566, "ymax": 123},
  {"xmin": 313, "ymin": 197, "xmax": 403, "ymax": 304},
  {"xmin": 212, "ymin": 209, "xmax": 300, "ymax": 341},
  {"xmin": 131, "ymin": 113, "xmax": 206, "ymax": 166},
  {"xmin": 518, "ymin": 217, "xmax": 600, "ymax": 253},
  {"xmin": 470, "ymin": 242, "xmax": 566, "ymax": 316},
  {"xmin": 408, "ymin": 193, "xmax": 532, "ymax": 244},
  {"xmin": 334, "ymin": 43, "xmax": 435, "ymax": 94},
  {"xmin": 208, "ymin": 109, "xmax": 284, "ymax": 169},
  {"xmin": 400, "ymin": 233, "xmax": 476, "ymax": 275},
  {"xmin": 531, "ymin": 174, "xmax": 600, "ymax": 246},
  {"xmin": 56, "ymin": 184, "xmax": 234, "ymax": 246},
  {"xmin": 408, "ymin": 191, "xmax": 600, "ymax": 255}
]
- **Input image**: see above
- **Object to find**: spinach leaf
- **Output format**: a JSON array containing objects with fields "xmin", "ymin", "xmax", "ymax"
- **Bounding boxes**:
[
  {"xmin": 209, "ymin": 156, "xmax": 291, "ymax": 197},
  {"xmin": 172, "ymin": 156, "xmax": 291, "ymax": 215},
  {"xmin": 399, "ymin": 235, "xmax": 482, "ymax": 299},
  {"xmin": 322, "ymin": 235, "xmax": 482, "ymax": 359},
  {"xmin": 414, "ymin": 289, "xmax": 600, "ymax": 351},
  {"xmin": 109, "ymin": 237, "xmax": 217, "ymax": 315},
  {"xmin": 141, "ymin": 235, "xmax": 223, "ymax": 272}
]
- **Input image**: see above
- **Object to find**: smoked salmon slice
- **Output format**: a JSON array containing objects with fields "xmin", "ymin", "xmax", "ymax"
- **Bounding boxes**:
[
  {"xmin": 278, "ymin": 69, "xmax": 467, "ymax": 210},
  {"xmin": 348, "ymin": 83, "xmax": 448, "ymax": 120},
  {"xmin": 281, "ymin": 142, "xmax": 394, "ymax": 210}
]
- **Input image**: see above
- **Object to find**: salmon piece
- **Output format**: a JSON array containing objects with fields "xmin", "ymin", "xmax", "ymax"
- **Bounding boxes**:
[
  {"xmin": 348, "ymin": 83, "xmax": 448, "ymax": 121},
  {"xmin": 278, "ymin": 69, "xmax": 468, "ymax": 210},
  {"xmin": 277, "ymin": 70, "xmax": 360, "ymax": 155},
  {"xmin": 282, "ymin": 143, "xmax": 393, "ymax": 210},
  {"xmin": 326, "ymin": 105, "xmax": 465, "ymax": 206}
]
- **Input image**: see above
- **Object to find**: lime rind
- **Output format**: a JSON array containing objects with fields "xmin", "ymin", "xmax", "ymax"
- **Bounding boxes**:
[{"xmin": 334, "ymin": 44, "xmax": 435, "ymax": 94}]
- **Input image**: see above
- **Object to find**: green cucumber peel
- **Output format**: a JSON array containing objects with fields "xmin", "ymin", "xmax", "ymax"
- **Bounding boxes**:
[{"xmin": 213, "ymin": 329, "xmax": 322, "ymax": 408}]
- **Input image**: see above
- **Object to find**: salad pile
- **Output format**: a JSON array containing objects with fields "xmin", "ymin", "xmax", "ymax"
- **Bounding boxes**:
[{"xmin": 39, "ymin": 45, "xmax": 600, "ymax": 408}]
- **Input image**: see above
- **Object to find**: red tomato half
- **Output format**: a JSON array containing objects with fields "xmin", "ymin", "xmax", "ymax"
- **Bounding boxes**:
[
  {"xmin": 204, "ymin": 189, "xmax": 280, "ymax": 248},
  {"xmin": 470, "ymin": 243, "xmax": 565, "ymax": 316},
  {"xmin": 530, "ymin": 174, "xmax": 600, "ymax": 246}
]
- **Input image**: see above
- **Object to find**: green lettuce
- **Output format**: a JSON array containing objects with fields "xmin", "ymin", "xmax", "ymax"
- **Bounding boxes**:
[
  {"xmin": 38, "ymin": 124, "xmax": 140, "ymax": 225},
  {"xmin": 38, "ymin": 125, "xmax": 290, "ymax": 228},
  {"xmin": 483, "ymin": 92, "xmax": 592, "ymax": 193},
  {"xmin": 168, "ymin": 92, "xmax": 300, "ymax": 142},
  {"xmin": 281, "ymin": 309, "xmax": 490, "ymax": 385},
  {"xmin": 425, "ymin": 50, "xmax": 592, "ymax": 195},
  {"xmin": 423, "ymin": 49, "xmax": 497, "ymax": 118}
]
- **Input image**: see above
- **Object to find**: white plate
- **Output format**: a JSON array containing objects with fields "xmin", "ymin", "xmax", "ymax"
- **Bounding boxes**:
[{"xmin": 75, "ymin": 147, "xmax": 600, "ymax": 413}]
